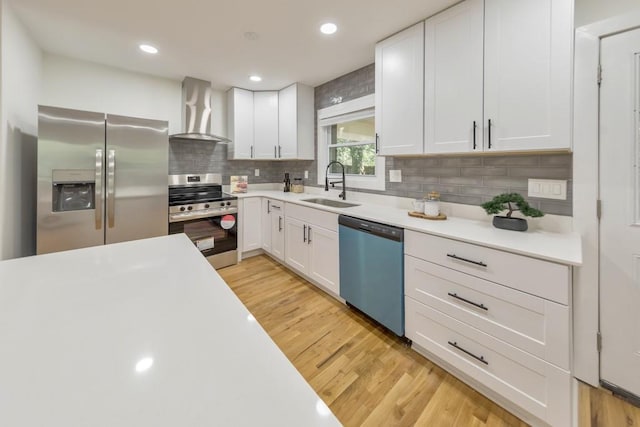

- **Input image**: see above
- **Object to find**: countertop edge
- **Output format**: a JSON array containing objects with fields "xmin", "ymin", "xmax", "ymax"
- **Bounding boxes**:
[{"xmin": 235, "ymin": 191, "xmax": 583, "ymax": 266}]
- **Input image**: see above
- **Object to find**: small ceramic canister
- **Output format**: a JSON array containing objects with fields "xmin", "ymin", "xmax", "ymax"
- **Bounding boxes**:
[
  {"xmin": 424, "ymin": 191, "xmax": 440, "ymax": 216},
  {"xmin": 412, "ymin": 199, "xmax": 425, "ymax": 213}
]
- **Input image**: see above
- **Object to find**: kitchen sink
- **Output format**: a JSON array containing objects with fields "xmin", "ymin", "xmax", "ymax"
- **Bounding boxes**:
[{"xmin": 301, "ymin": 198, "xmax": 360, "ymax": 208}]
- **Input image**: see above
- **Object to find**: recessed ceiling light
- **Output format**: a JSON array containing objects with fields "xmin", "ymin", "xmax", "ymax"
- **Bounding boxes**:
[
  {"xmin": 320, "ymin": 23, "xmax": 337, "ymax": 35},
  {"xmin": 135, "ymin": 357, "xmax": 154, "ymax": 373},
  {"xmin": 249, "ymin": 75, "xmax": 262, "ymax": 82},
  {"xmin": 139, "ymin": 44, "xmax": 158, "ymax": 54}
]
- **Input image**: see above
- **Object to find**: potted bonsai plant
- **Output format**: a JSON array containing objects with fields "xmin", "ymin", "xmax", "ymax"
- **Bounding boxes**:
[{"xmin": 481, "ymin": 193, "xmax": 543, "ymax": 232}]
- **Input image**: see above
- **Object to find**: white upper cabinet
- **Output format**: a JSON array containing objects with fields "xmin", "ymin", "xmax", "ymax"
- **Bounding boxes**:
[
  {"xmin": 227, "ymin": 84, "xmax": 315, "ymax": 160},
  {"xmin": 483, "ymin": 0, "xmax": 572, "ymax": 152},
  {"xmin": 375, "ymin": 22, "xmax": 425, "ymax": 155},
  {"xmin": 422, "ymin": 0, "xmax": 572, "ymax": 154},
  {"xmin": 424, "ymin": 0, "xmax": 484, "ymax": 154},
  {"xmin": 253, "ymin": 91, "xmax": 279, "ymax": 159},
  {"xmin": 227, "ymin": 88, "xmax": 254, "ymax": 159},
  {"xmin": 278, "ymin": 83, "xmax": 314, "ymax": 160}
]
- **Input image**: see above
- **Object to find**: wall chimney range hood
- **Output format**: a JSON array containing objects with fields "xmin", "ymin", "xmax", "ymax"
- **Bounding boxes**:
[{"xmin": 170, "ymin": 77, "xmax": 230, "ymax": 143}]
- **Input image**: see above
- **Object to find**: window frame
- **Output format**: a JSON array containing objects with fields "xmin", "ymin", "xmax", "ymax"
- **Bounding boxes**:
[{"xmin": 316, "ymin": 94, "xmax": 385, "ymax": 191}]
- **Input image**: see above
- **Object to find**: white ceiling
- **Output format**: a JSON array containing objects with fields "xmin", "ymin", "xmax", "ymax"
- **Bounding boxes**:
[{"xmin": 11, "ymin": 0, "xmax": 457, "ymax": 90}]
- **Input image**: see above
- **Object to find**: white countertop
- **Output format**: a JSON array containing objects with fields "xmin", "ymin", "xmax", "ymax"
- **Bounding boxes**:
[
  {"xmin": 237, "ymin": 190, "xmax": 582, "ymax": 266},
  {"xmin": 0, "ymin": 234, "xmax": 341, "ymax": 427}
]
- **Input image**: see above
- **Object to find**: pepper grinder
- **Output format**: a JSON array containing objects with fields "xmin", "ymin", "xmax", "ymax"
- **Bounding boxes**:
[{"xmin": 283, "ymin": 172, "xmax": 291, "ymax": 192}]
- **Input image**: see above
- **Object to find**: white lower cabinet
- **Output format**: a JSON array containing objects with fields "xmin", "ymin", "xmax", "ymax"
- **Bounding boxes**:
[
  {"xmin": 262, "ymin": 198, "xmax": 285, "ymax": 261},
  {"xmin": 404, "ymin": 230, "xmax": 572, "ymax": 426},
  {"xmin": 240, "ymin": 197, "xmax": 262, "ymax": 253},
  {"xmin": 284, "ymin": 203, "xmax": 339, "ymax": 295}
]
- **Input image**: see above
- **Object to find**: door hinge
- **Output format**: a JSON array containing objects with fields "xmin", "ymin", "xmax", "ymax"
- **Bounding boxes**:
[
  {"xmin": 597, "ymin": 199, "xmax": 602, "ymax": 219},
  {"xmin": 597, "ymin": 331, "xmax": 602, "ymax": 352},
  {"xmin": 597, "ymin": 63, "xmax": 603, "ymax": 86}
]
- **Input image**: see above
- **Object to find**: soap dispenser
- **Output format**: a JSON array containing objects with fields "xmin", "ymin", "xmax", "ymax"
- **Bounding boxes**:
[{"xmin": 283, "ymin": 172, "xmax": 291, "ymax": 192}]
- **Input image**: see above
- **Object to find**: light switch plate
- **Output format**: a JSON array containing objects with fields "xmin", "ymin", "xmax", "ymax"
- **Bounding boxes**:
[
  {"xmin": 254, "ymin": 169, "xmax": 260, "ymax": 177},
  {"xmin": 304, "ymin": 170, "xmax": 309, "ymax": 179},
  {"xmin": 389, "ymin": 170, "xmax": 402, "ymax": 182},
  {"xmin": 528, "ymin": 179, "xmax": 567, "ymax": 200}
]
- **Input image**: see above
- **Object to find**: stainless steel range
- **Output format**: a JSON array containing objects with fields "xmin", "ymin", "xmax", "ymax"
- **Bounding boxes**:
[{"xmin": 168, "ymin": 174, "xmax": 238, "ymax": 269}]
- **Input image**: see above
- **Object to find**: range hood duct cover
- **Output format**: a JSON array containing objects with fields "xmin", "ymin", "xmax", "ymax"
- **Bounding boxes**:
[{"xmin": 170, "ymin": 77, "xmax": 230, "ymax": 143}]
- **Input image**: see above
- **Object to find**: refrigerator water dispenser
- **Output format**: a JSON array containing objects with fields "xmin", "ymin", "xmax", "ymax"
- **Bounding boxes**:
[{"xmin": 52, "ymin": 169, "xmax": 95, "ymax": 212}]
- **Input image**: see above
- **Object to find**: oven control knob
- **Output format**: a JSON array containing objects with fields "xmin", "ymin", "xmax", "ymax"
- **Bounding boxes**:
[
  {"xmin": 204, "ymin": 204, "xmax": 210, "ymax": 209},
  {"xmin": 226, "ymin": 201, "xmax": 231, "ymax": 206},
  {"xmin": 179, "ymin": 207, "xmax": 186, "ymax": 212},
  {"xmin": 187, "ymin": 206, "xmax": 193, "ymax": 211},
  {"xmin": 220, "ymin": 202, "xmax": 225, "ymax": 207}
]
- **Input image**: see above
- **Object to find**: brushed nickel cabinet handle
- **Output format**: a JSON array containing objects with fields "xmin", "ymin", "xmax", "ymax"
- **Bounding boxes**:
[
  {"xmin": 448, "ymin": 341, "xmax": 488, "ymax": 365},
  {"xmin": 447, "ymin": 253, "xmax": 487, "ymax": 268},
  {"xmin": 447, "ymin": 292, "xmax": 488, "ymax": 311}
]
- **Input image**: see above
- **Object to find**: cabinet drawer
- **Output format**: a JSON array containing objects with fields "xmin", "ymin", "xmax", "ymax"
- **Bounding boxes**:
[
  {"xmin": 286, "ymin": 203, "xmax": 338, "ymax": 231},
  {"xmin": 405, "ymin": 230, "xmax": 570, "ymax": 304},
  {"xmin": 405, "ymin": 255, "xmax": 569, "ymax": 369},
  {"xmin": 406, "ymin": 297, "xmax": 571, "ymax": 426}
]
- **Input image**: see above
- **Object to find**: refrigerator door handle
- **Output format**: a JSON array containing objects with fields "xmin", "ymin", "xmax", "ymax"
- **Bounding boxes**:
[
  {"xmin": 107, "ymin": 149, "xmax": 116, "ymax": 228},
  {"xmin": 95, "ymin": 149, "xmax": 103, "ymax": 229}
]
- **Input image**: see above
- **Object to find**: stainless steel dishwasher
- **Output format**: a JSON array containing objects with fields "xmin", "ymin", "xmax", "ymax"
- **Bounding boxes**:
[{"xmin": 338, "ymin": 215, "xmax": 405, "ymax": 336}]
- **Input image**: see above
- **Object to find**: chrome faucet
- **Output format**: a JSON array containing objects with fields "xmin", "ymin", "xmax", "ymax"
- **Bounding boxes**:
[{"xmin": 325, "ymin": 161, "xmax": 346, "ymax": 200}]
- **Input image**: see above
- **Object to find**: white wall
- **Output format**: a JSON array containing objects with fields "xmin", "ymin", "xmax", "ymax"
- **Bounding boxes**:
[
  {"xmin": 575, "ymin": 0, "xmax": 640, "ymax": 27},
  {"xmin": 41, "ymin": 54, "xmax": 228, "ymax": 137},
  {"xmin": 42, "ymin": 54, "xmax": 183, "ymax": 134},
  {"xmin": 0, "ymin": 0, "xmax": 42, "ymax": 260}
]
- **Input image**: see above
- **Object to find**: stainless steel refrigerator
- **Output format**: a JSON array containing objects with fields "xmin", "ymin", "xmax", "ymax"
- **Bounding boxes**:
[{"xmin": 37, "ymin": 105, "xmax": 169, "ymax": 254}]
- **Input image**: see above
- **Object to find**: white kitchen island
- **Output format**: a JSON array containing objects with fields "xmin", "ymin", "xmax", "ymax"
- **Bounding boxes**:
[{"xmin": 0, "ymin": 234, "xmax": 341, "ymax": 427}]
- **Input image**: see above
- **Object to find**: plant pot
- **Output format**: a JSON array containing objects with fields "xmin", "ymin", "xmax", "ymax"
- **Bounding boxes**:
[{"xmin": 492, "ymin": 216, "xmax": 528, "ymax": 232}]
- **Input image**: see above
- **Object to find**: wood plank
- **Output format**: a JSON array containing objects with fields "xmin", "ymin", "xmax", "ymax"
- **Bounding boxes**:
[{"xmin": 219, "ymin": 255, "xmax": 640, "ymax": 427}]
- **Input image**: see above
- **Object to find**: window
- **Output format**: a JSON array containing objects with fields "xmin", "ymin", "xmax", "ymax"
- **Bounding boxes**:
[{"xmin": 317, "ymin": 94, "xmax": 384, "ymax": 191}]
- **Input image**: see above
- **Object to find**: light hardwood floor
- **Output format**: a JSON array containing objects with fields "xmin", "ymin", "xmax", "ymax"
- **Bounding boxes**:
[{"xmin": 218, "ymin": 255, "xmax": 640, "ymax": 427}]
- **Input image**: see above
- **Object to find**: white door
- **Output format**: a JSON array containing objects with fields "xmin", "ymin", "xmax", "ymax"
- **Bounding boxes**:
[
  {"xmin": 599, "ymin": 27, "xmax": 640, "ymax": 398},
  {"xmin": 241, "ymin": 198, "xmax": 262, "ymax": 252},
  {"xmin": 270, "ymin": 208, "xmax": 285, "ymax": 262},
  {"xmin": 308, "ymin": 226, "xmax": 339, "ymax": 295},
  {"xmin": 483, "ymin": 0, "xmax": 571, "ymax": 152},
  {"xmin": 227, "ymin": 88, "xmax": 254, "ymax": 159},
  {"xmin": 253, "ymin": 91, "xmax": 279, "ymax": 159},
  {"xmin": 284, "ymin": 217, "xmax": 308, "ymax": 275},
  {"xmin": 269, "ymin": 201, "xmax": 285, "ymax": 261},
  {"xmin": 375, "ymin": 22, "xmax": 425, "ymax": 155},
  {"xmin": 424, "ymin": 0, "xmax": 483, "ymax": 154},
  {"xmin": 278, "ymin": 84, "xmax": 298, "ymax": 159},
  {"xmin": 261, "ymin": 199, "xmax": 272, "ymax": 253}
]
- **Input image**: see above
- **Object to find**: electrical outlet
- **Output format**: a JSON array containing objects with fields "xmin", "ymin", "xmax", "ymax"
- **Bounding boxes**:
[
  {"xmin": 528, "ymin": 179, "xmax": 567, "ymax": 200},
  {"xmin": 304, "ymin": 170, "xmax": 309, "ymax": 179},
  {"xmin": 254, "ymin": 169, "xmax": 260, "ymax": 177},
  {"xmin": 389, "ymin": 170, "xmax": 402, "ymax": 183}
]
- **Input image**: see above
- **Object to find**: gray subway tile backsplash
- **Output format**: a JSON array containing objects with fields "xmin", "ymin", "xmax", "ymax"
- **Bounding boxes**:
[{"xmin": 169, "ymin": 62, "xmax": 573, "ymax": 217}]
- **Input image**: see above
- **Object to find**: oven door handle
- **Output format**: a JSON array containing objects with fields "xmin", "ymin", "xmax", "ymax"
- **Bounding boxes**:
[{"xmin": 169, "ymin": 209, "xmax": 238, "ymax": 223}]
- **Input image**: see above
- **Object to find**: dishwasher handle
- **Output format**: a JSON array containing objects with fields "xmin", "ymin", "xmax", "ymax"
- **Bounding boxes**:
[{"xmin": 338, "ymin": 215, "xmax": 403, "ymax": 242}]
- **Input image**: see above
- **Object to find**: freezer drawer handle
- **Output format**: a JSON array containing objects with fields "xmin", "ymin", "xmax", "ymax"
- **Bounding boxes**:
[
  {"xmin": 446, "ymin": 253, "xmax": 487, "ymax": 268},
  {"xmin": 448, "ymin": 341, "xmax": 488, "ymax": 365},
  {"xmin": 95, "ymin": 149, "xmax": 103, "ymax": 229},
  {"xmin": 447, "ymin": 292, "xmax": 488, "ymax": 311},
  {"xmin": 107, "ymin": 149, "xmax": 116, "ymax": 228}
]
